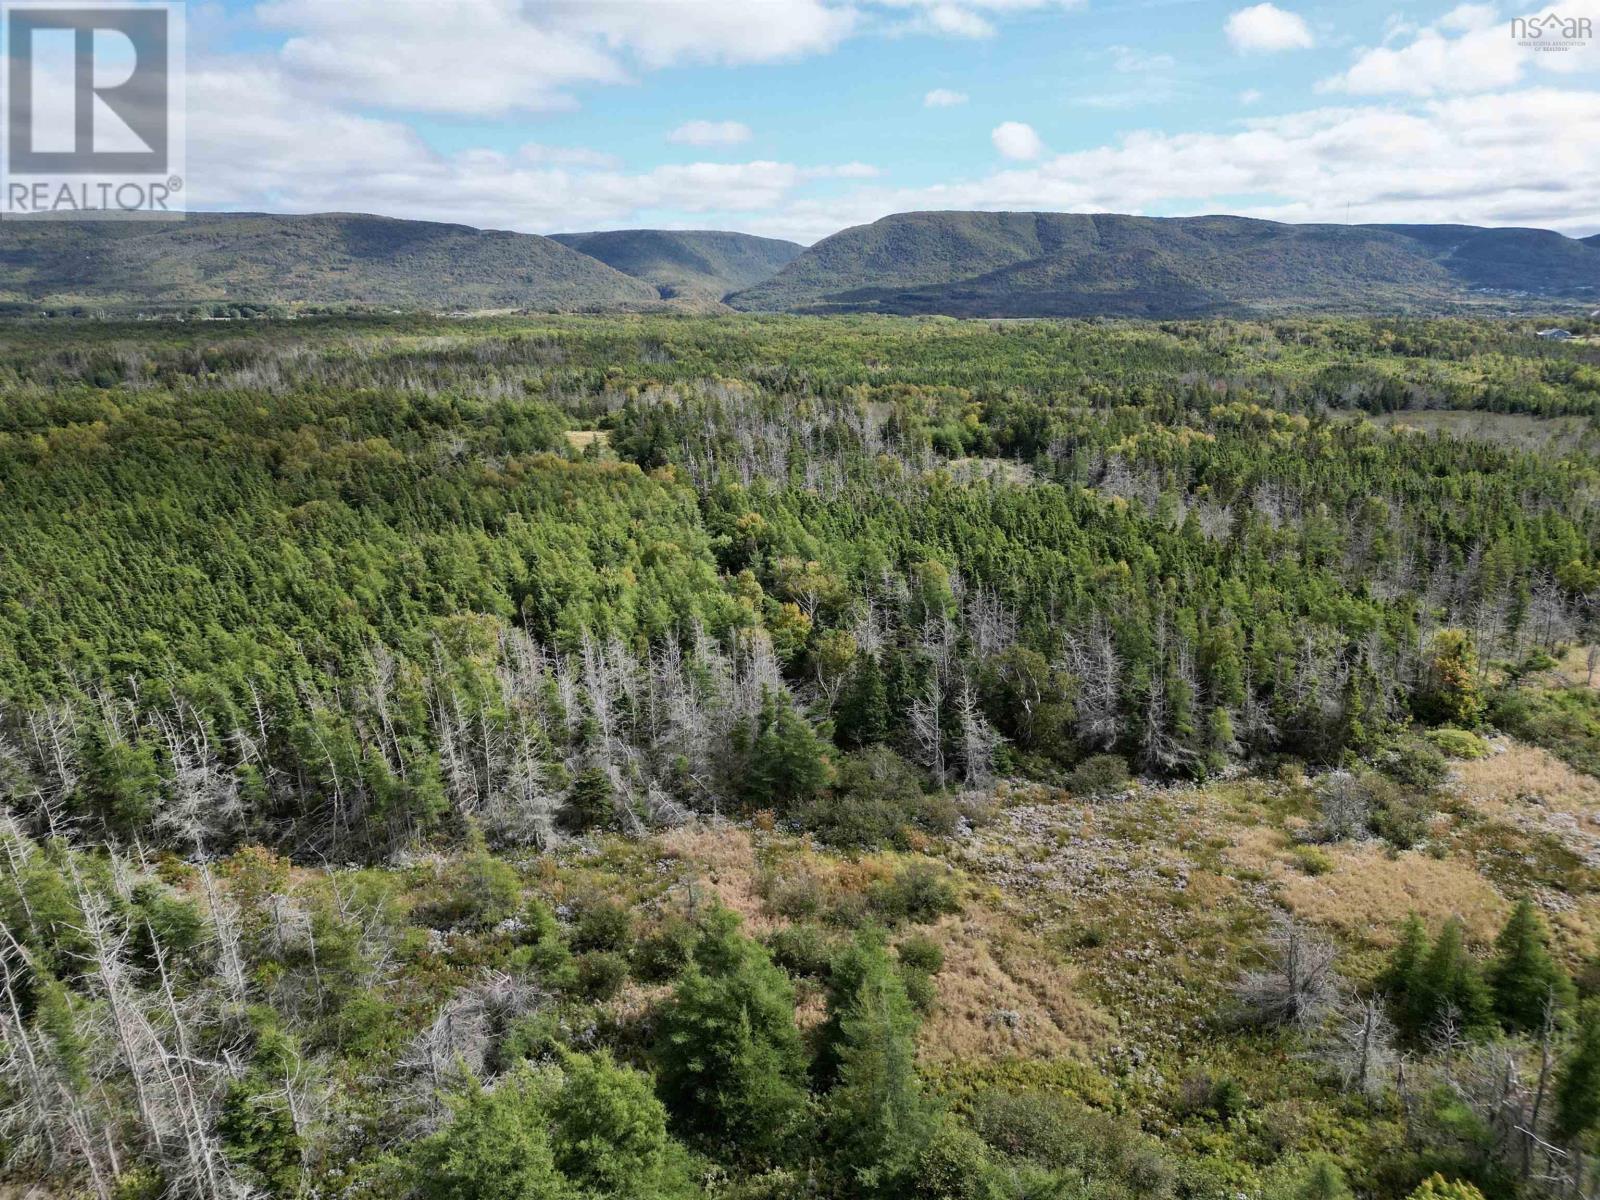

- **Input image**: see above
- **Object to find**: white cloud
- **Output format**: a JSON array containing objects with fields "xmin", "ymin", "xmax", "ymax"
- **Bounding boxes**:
[
  {"xmin": 184, "ymin": 60, "xmax": 871, "ymax": 235},
  {"xmin": 992, "ymin": 121, "xmax": 1045, "ymax": 160},
  {"xmin": 1239, "ymin": 88, "xmax": 1264, "ymax": 104},
  {"xmin": 823, "ymin": 162, "xmax": 885, "ymax": 178},
  {"xmin": 668, "ymin": 119, "xmax": 754, "ymax": 146},
  {"xmin": 1109, "ymin": 45, "xmax": 1176, "ymax": 72},
  {"xmin": 876, "ymin": 0, "xmax": 1085, "ymax": 40},
  {"xmin": 258, "ymin": 0, "xmax": 623, "ymax": 114},
  {"xmin": 1322, "ymin": 0, "xmax": 1597, "ymax": 96},
  {"xmin": 255, "ymin": 0, "xmax": 858, "ymax": 116},
  {"xmin": 924, "ymin": 87, "xmax": 969, "ymax": 106},
  {"xmin": 555, "ymin": 0, "xmax": 857, "ymax": 67},
  {"xmin": 923, "ymin": 4, "xmax": 998, "ymax": 36},
  {"xmin": 729, "ymin": 87, "xmax": 1600, "ymax": 242},
  {"xmin": 1225, "ymin": 4, "xmax": 1315, "ymax": 52},
  {"xmin": 518, "ymin": 143, "xmax": 621, "ymax": 168},
  {"xmin": 1439, "ymin": 4, "xmax": 1500, "ymax": 33}
]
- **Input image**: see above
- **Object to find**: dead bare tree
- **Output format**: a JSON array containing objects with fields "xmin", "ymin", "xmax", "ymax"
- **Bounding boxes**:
[{"xmin": 1236, "ymin": 916, "xmax": 1341, "ymax": 1032}]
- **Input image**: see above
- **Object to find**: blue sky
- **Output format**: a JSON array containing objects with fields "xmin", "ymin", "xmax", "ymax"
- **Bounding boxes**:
[{"xmin": 184, "ymin": 0, "xmax": 1600, "ymax": 240}]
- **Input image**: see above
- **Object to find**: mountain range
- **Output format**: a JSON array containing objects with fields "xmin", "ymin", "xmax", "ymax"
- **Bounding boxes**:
[
  {"xmin": 1, "ymin": 209, "xmax": 1595, "ymax": 317},
  {"xmin": 0, "ymin": 213, "xmax": 660, "ymax": 311},
  {"xmin": 727, "ymin": 211, "xmax": 1600, "ymax": 316},
  {"xmin": 549, "ymin": 229, "xmax": 803, "ymax": 301}
]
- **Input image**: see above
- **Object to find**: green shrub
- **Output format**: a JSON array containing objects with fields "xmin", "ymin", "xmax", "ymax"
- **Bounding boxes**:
[
  {"xmin": 869, "ymin": 862, "xmax": 960, "ymax": 925},
  {"xmin": 571, "ymin": 897, "xmax": 633, "ymax": 955},
  {"xmin": 902, "ymin": 969, "xmax": 937, "ymax": 1016},
  {"xmin": 1424, "ymin": 728, "xmax": 1489, "ymax": 760},
  {"xmin": 502, "ymin": 1007, "xmax": 583, "ymax": 1065},
  {"xmin": 1208, "ymin": 1077, "xmax": 1249, "ymax": 1121},
  {"xmin": 897, "ymin": 933, "xmax": 945, "ymax": 976},
  {"xmin": 1380, "ymin": 738, "xmax": 1450, "ymax": 790},
  {"xmin": 634, "ymin": 916, "xmax": 699, "ymax": 983},
  {"xmin": 766, "ymin": 923, "xmax": 838, "ymax": 979},
  {"xmin": 971, "ymin": 1090, "xmax": 1175, "ymax": 1198},
  {"xmin": 1370, "ymin": 791, "xmax": 1434, "ymax": 850},
  {"xmin": 1291, "ymin": 846, "xmax": 1334, "ymax": 876},
  {"xmin": 422, "ymin": 829, "xmax": 521, "ymax": 930},
  {"xmin": 514, "ymin": 899, "xmax": 577, "ymax": 991},
  {"xmin": 916, "ymin": 1120, "xmax": 1001, "ymax": 1200},
  {"xmin": 412, "ymin": 1073, "xmax": 570, "ymax": 1200},
  {"xmin": 1066, "ymin": 754, "xmax": 1131, "ymax": 798},
  {"xmin": 576, "ymin": 951, "xmax": 629, "ymax": 1001},
  {"xmin": 803, "ymin": 746, "xmax": 958, "ymax": 850},
  {"xmin": 549, "ymin": 1051, "xmax": 689, "ymax": 1198}
]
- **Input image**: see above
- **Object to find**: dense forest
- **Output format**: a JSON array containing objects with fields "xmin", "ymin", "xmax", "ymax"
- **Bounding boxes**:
[{"xmin": 4, "ymin": 312, "xmax": 1600, "ymax": 1200}]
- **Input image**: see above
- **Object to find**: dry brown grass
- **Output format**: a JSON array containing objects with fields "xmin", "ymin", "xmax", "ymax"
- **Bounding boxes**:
[
  {"xmin": 1223, "ymin": 825, "xmax": 1294, "ymax": 876},
  {"xmin": 563, "ymin": 429, "xmax": 610, "ymax": 451},
  {"xmin": 916, "ymin": 912, "xmax": 1112, "ymax": 1064},
  {"xmin": 1456, "ymin": 742, "xmax": 1600, "ymax": 811},
  {"xmin": 655, "ymin": 823, "xmax": 780, "ymax": 933},
  {"xmin": 1281, "ymin": 842, "xmax": 1507, "ymax": 946}
]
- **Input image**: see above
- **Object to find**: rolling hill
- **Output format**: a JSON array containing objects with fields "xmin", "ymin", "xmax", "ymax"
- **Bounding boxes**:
[
  {"xmin": 550, "ymin": 229, "xmax": 802, "ymax": 301},
  {"xmin": 3, "ymin": 209, "xmax": 1595, "ymax": 316},
  {"xmin": 727, "ymin": 211, "xmax": 1600, "ymax": 317},
  {"xmin": 0, "ymin": 212, "xmax": 661, "ymax": 311}
]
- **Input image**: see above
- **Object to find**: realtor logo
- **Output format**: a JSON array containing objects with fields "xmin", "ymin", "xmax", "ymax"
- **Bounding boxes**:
[{"xmin": 1, "ymin": 0, "xmax": 184, "ymax": 217}]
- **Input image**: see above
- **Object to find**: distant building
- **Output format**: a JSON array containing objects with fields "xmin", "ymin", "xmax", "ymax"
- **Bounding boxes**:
[{"xmin": 1536, "ymin": 328, "xmax": 1576, "ymax": 340}]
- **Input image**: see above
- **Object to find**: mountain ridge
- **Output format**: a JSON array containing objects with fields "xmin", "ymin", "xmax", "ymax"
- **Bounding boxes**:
[
  {"xmin": 1, "ymin": 208, "xmax": 1595, "ymax": 316},
  {"xmin": 549, "ymin": 228, "xmax": 802, "ymax": 301},
  {"xmin": 727, "ymin": 210, "xmax": 1600, "ymax": 317},
  {"xmin": 0, "ymin": 212, "xmax": 660, "ymax": 311}
]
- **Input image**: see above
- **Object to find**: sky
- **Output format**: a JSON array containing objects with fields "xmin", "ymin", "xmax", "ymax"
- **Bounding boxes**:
[{"xmin": 182, "ymin": 0, "xmax": 1600, "ymax": 242}]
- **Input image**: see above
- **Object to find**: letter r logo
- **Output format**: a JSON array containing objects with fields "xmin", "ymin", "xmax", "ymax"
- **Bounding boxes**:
[{"xmin": 6, "ymin": 4, "xmax": 169, "ymax": 174}]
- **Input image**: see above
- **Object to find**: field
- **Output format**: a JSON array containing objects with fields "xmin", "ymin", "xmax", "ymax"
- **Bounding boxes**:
[{"xmin": 2, "ymin": 312, "xmax": 1600, "ymax": 1200}]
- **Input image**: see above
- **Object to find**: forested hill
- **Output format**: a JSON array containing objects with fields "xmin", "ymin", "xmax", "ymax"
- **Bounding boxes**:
[
  {"xmin": 0, "ymin": 212, "xmax": 661, "ymax": 312},
  {"xmin": 728, "ymin": 211, "xmax": 1600, "ymax": 316},
  {"xmin": 5, "ymin": 209, "xmax": 1597, "ymax": 316},
  {"xmin": 550, "ymin": 228, "xmax": 803, "ymax": 301}
]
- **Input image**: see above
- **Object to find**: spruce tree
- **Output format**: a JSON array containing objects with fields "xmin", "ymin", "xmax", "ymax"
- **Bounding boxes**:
[
  {"xmin": 1415, "ymin": 917, "xmax": 1493, "ymax": 1040},
  {"xmin": 1381, "ymin": 913, "xmax": 1431, "ymax": 1042},
  {"xmin": 825, "ymin": 932, "xmax": 938, "ymax": 1197},
  {"xmin": 837, "ymin": 655, "xmax": 890, "ymax": 749},
  {"xmin": 1488, "ymin": 898, "xmax": 1574, "ymax": 1034},
  {"xmin": 1296, "ymin": 1156, "xmax": 1353, "ymax": 1200},
  {"xmin": 654, "ymin": 908, "xmax": 809, "ymax": 1162},
  {"xmin": 1555, "ymin": 1000, "xmax": 1600, "ymax": 1144},
  {"xmin": 746, "ymin": 696, "xmax": 834, "ymax": 813}
]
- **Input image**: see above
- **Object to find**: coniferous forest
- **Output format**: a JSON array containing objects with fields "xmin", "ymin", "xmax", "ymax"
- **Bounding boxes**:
[{"xmin": 5, "ymin": 311, "xmax": 1600, "ymax": 1200}]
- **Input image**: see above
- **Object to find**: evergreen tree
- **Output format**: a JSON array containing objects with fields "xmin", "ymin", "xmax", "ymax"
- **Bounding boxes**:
[
  {"xmin": 1296, "ymin": 1156, "xmax": 1354, "ymax": 1200},
  {"xmin": 1415, "ymin": 917, "xmax": 1493, "ymax": 1040},
  {"xmin": 1487, "ymin": 898, "xmax": 1574, "ymax": 1034},
  {"xmin": 825, "ymin": 932, "xmax": 938, "ymax": 1197},
  {"xmin": 837, "ymin": 655, "xmax": 891, "ymax": 749},
  {"xmin": 1415, "ymin": 630, "xmax": 1485, "ymax": 728},
  {"xmin": 550, "ymin": 1051, "xmax": 687, "ymax": 1198},
  {"xmin": 1555, "ymin": 1001, "xmax": 1600, "ymax": 1144},
  {"xmin": 654, "ymin": 908, "xmax": 809, "ymax": 1162},
  {"xmin": 1406, "ymin": 1176, "xmax": 1487, "ymax": 1200},
  {"xmin": 1382, "ymin": 913, "xmax": 1432, "ymax": 1041},
  {"xmin": 412, "ymin": 1073, "xmax": 573, "ymax": 1200},
  {"xmin": 746, "ymin": 696, "xmax": 834, "ymax": 813}
]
